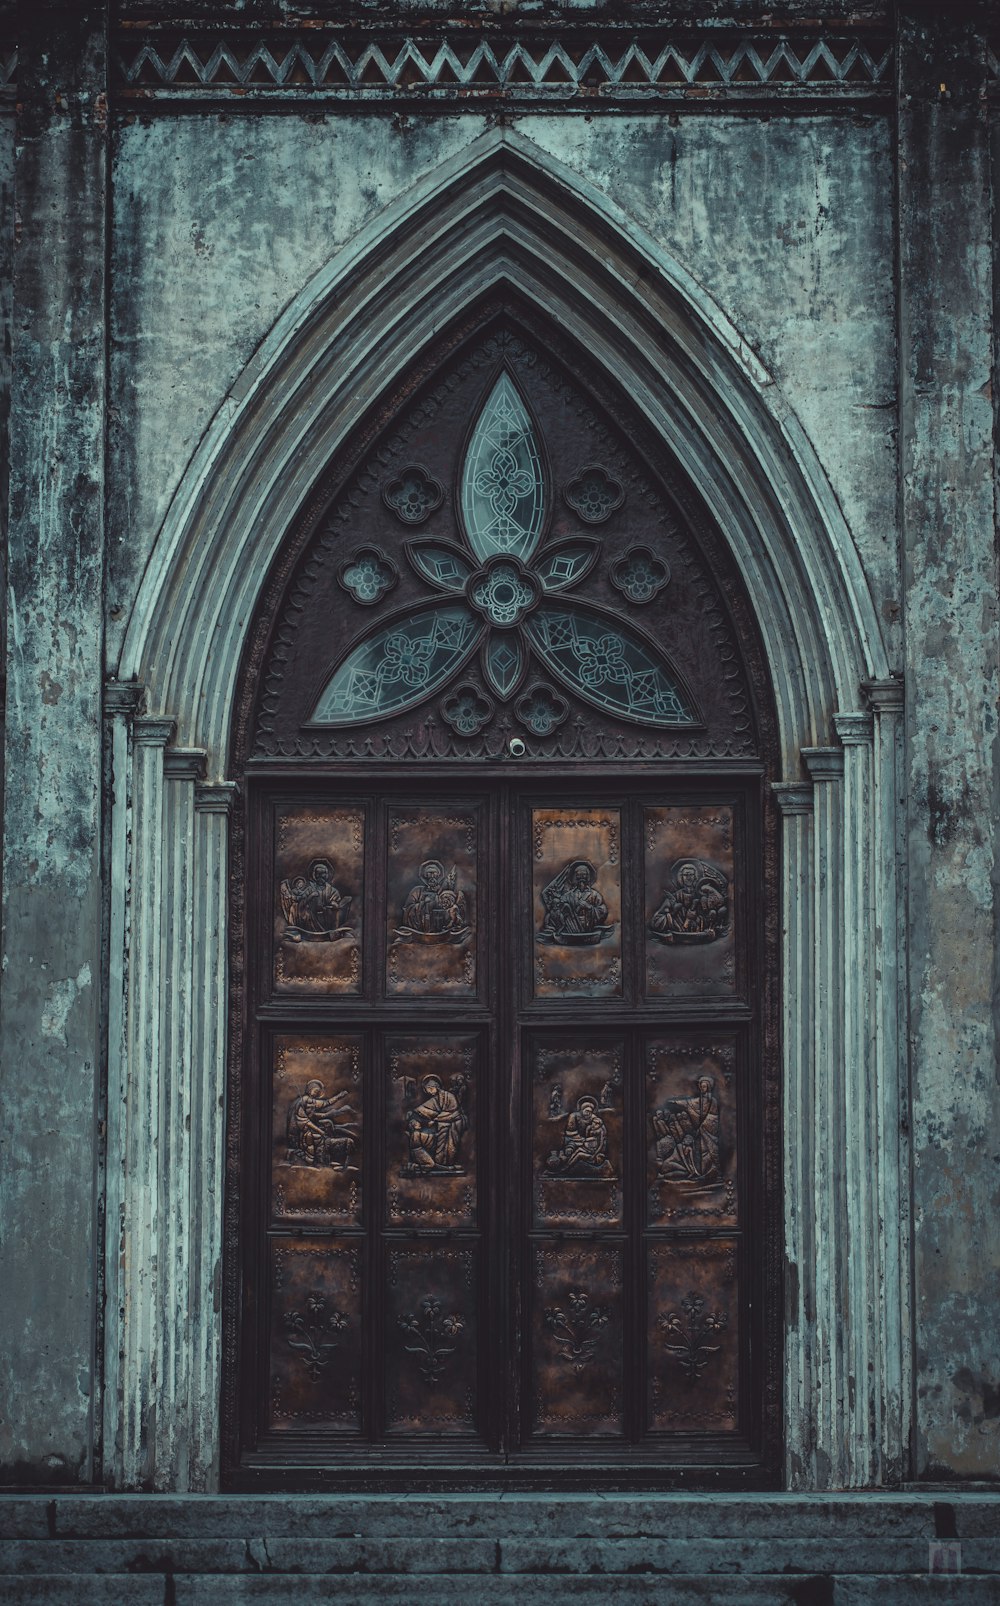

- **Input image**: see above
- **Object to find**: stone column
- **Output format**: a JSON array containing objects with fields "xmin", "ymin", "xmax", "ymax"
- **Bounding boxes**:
[
  {"xmin": 799, "ymin": 745, "xmax": 845, "ymax": 1487},
  {"xmin": 0, "ymin": 4, "xmax": 109, "ymax": 1485},
  {"xmin": 897, "ymin": 8, "xmax": 1000, "ymax": 1478},
  {"xmin": 772, "ymin": 780, "xmax": 814, "ymax": 1490},
  {"xmin": 189, "ymin": 780, "xmax": 238, "ymax": 1490},
  {"xmin": 864, "ymin": 676, "xmax": 911, "ymax": 1485}
]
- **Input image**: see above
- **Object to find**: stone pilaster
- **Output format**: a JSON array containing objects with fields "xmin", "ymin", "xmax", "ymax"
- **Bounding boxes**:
[
  {"xmin": 799, "ymin": 745, "xmax": 845, "ymax": 1487},
  {"xmin": 864, "ymin": 675, "xmax": 911, "ymax": 1484},
  {"xmin": 772, "ymin": 780, "xmax": 815, "ymax": 1490}
]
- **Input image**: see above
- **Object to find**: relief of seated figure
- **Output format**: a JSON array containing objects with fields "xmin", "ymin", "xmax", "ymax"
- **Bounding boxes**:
[{"xmin": 649, "ymin": 859, "xmax": 729, "ymax": 944}]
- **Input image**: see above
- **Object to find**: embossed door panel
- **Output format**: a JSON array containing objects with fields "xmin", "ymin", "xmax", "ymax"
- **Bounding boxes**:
[
  {"xmin": 385, "ymin": 803, "xmax": 480, "ymax": 998},
  {"xmin": 530, "ymin": 1036, "xmax": 624, "ymax": 1229},
  {"xmin": 273, "ymin": 803, "xmax": 365, "ymax": 995},
  {"xmin": 386, "ymin": 1034, "xmax": 478, "ymax": 1229},
  {"xmin": 268, "ymin": 1238, "xmax": 363, "ymax": 1434},
  {"xmin": 386, "ymin": 1242, "xmax": 478, "ymax": 1436},
  {"xmin": 647, "ymin": 1239, "xmax": 740, "ymax": 1435},
  {"xmin": 530, "ymin": 1241, "xmax": 625, "ymax": 1437},
  {"xmin": 531, "ymin": 806, "xmax": 622, "ymax": 999},
  {"xmin": 644, "ymin": 804, "xmax": 737, "ymax": 998},
  {"xmin": 271, "ymin": 1035, "xmax": 363, "ymax": 1227},
  {"xmin": 645, "ymin": 1035, "xmax": 739, "ymax": 1230}
]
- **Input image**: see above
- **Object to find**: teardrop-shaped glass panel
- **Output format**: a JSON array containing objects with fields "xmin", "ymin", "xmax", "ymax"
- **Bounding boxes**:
[
  {"xmin": 524, "ymin": 604, "xmax": 698, "ymax": 728},
  {"xmin": 460, "ymin": 373, "xmax": 546, "ymax": 564},
  {"xmin": 482, "ymin": 631, "xmax": 525, "ymax": 701},
  {"xmin": 534, "ymin": 538, "xmax": 600, "ymax": 594},
  {"xmin": 405, "ymin": 539, "xmax": 475, "ymax": 593},
  {"xmin": 312, "ymin": 604, "xmax": 484, "ymax": 725}
]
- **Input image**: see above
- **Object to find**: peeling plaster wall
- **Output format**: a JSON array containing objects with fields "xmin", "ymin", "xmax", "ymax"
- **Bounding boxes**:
[{"xmin": 106, "ymin": 112, "xmax": 899, "ymax": 668}]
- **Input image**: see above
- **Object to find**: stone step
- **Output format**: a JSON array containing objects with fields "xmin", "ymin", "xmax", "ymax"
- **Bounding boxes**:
[
  {"xmin": 2, "ymin": 1535, "xmax": 1000, "ymax": 1576},
  {"xmin": 1, "ymin": 1572, "xmax": 998, "ymax": 1605},
  {"xmin": 2, "ymin": 1494, "xmax": 998, "ymax": 1541}
]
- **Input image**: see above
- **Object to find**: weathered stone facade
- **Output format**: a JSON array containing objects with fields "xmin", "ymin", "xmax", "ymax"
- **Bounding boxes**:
[{"xmin": 0, "ymin": 0, "xmax": 997, "ymax": 1545}]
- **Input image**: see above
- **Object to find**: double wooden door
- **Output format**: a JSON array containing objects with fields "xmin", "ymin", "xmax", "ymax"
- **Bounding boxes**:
[{"xmin": 241, "ymin": 771, "xmax": 763, "ymax": 1476}]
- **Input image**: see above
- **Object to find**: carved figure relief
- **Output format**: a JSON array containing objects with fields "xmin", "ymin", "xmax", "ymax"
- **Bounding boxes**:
[
  {"xmin": 644, "ymin": 806, "xmax": 736, "ymax": 999},
  {"xmin": 402, "ymin": 1073, "xmax": 469, "ymax": 1175},
  {"xmin": 649, "ymin": 859, "xmax": 729, "ymax": 944},
  {"xmin": 532, "ymin": 810, "xmax": 622, "ymax": 998},
  {"xmin": 386, "ymin": 808, "xmax": 478, "ymax": 998},
  {"xmin": 285, "ymin": 1079, "xmax": 359, "ymax": 1171},
  {"xmin": 273, "ymin": 808, "xmax": 363, "ymax": 995},
  {"xmin": 280, "ymin": 859, "xmax": 353, "ymax": 942},
  {"xmin": 397, "ymin": 860, "xmax": 469, "ymax": 941},
  {"xmin": 545, "ymin": 1093, "xmax": 614, "ymax": 1179},
  {"xmin": 539, "ymin": 859, "xmax": 615, "ymax": 946},
  {"xmin": 651, "ymin": 1076, "xmax": 720, "ymax": 1185}
]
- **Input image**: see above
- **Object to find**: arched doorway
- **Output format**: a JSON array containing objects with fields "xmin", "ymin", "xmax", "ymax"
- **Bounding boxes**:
[{"xmin": 226, "ymin": 304, "xmax": 781, "ymax": 1483}]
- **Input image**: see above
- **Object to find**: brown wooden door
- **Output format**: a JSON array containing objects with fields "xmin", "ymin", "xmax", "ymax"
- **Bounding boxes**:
[{"xmin": 241, "ymin": 772, "xmax": 762, "ymax": 1478}]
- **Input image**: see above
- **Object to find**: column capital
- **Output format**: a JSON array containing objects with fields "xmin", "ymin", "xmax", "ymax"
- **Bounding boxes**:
[
  {"xmin": 863, "ymin": 676, "xmax": 905, "ymax": 715},
  {"xmin": 164, "ymin": 746, "xmax": 207, "ymax": 782},
  {"xmin": 103, "ymin": 680, "xmax": 146, "ymax": 721},
  {"xmin": 772, "ymin": 781, "xmax": 814, "ymax": 816},
  {"xmin": 801, "ymin": 746, "xmax": 844, "ymax": 783},
  {"xmin": 133, "ymin": 716, "xmax": 176, "ymax": 750},
  {"xmin": 195, "ymin": 780, "xmax": 239, "ymax": 815},
  {"xmin": 833, "ymin": 711, "xmax": 874, "ymax": 747}
]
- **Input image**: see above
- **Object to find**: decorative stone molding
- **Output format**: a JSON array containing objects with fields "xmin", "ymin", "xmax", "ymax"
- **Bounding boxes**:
[{"xmin": 115, "ymin": 31, "xmax": 892, "ymax": 106}]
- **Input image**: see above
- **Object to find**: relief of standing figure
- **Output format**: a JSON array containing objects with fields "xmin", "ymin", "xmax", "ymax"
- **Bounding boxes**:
[
  {"xmin": 651, "ymin": 1075, "xmax": 721, "ymax": 1184},
  {"xmin": 286, "ymin": 1079, "xmax": 358, "ymax": 1169},
  {"xmin": 403, "ymin": 1073, "xmax": 469, "ymax": 1175}
]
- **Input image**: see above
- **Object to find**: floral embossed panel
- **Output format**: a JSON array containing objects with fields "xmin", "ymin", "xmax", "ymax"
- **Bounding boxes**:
[
  {"xmin": 647, "ymin": 1239, "xmax": 739, "ymax": 1435},
  {"xmin": 645, "ymin": 1036, "xmax": 738, "ymax": 1229},
  {"xmin": 273, "ymin": 805, "xmax": 365, "ymax": 995},
  {"xmin": 268, "ymin": 1238, "xmax": 362, "ymax": 1433},
  {"xmin": 644, "ymin": 805, "xmax": 736, "ymax": 998},
  {"xmin": 530, "ymin": 1241, "xmax": 624, "ymax": 1438},
  {"xmin": 386, "ymin": 805, "xmax": 479, "ymax": 997},
  {"xmin": 271, "ymin": 1036, "xmax": 363, "ymax": 1227},
  {"xmin": 532, "ymin": 807, "xmax": 622, "ymax": 999},
  {"xmin": 530, "ymin": 1038, "xmax": 623, "ymax": 1229},
  {"xmin": 385, "ymin": 1243, "xmax": 478, "ymax": 1437},
  {"xmin": 386, "ymin": 1035, "xmax": 477, "ymax": 1229}
]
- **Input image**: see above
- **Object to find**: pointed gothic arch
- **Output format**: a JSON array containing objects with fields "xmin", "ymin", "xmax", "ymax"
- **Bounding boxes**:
[{"xmin": 103, "ymin": 130, "xmax": 908, "ymax": 1492}]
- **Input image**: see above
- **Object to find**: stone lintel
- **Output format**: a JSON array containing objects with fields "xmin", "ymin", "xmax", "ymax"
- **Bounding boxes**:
[
  {"xmin": 163, "ymin": 746, "xmax": 208, "ymax": 782},
  {"xmin": 103, "ymin": 680, "xmax": 146, "ymax": 720},
  {"xmin": 863, "ymin": 676, "xmax": 905, "ymax": 714},
  {"xmin": 195, "ymin": 780, "xmax": 239, "ymax": 815},
  {"xmin": 772, "ymin": 781, "xmax": 814, "ymax": 816},
  {"xmin": 133, "ymin": 716, "xmax": 177, "ymax": 750},
  {"xmin": 801, "ymin": 746, "xmax": 844, "ymax": 783},
  {"xmin": 833, "ymin": 711, "xmax": 874, "ymax": 746}
]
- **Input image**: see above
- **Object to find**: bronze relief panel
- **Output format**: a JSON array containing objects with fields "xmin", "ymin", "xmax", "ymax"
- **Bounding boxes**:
[
  {"xmin": 530, "ymin": 1039, "xmax": 623, "ymax": 1229},
  {"xmin": 643, "ymin": 805, "xmax": 736, "ymax": 998},
  {"xmin": 386, "ymin": 805, "xmax": 479, "ymax": 998},
  {"xmin": 271, "ymin": 1036, "xmax": 363, "ymax": 1226},
  {"xmin": 268, "ymin": 1237, "xmax": 362, "ymax": 1434},
  {"xmin": 646, "ymin": 1239, "xmax": 739, "ymax": 1435},
  {"xmin": 530, "ymin": 1241, "xmax": 624, "ymax": 1438},
  {"xmin": 386, "ymin": 1035, "xmax": 477, "ymax": 1229},
  {"xmin": 273, "ymin": 805, "xmax": 365, "ymax": 995},
  {"xmin": 385, "ymin": 1243, "xmax": 478, "ymax": 1437},
  {"xmin": 645, "ymin": 1037, "xmax": 738, "ymax": 1229},
  {"xmin": 531, "ymin": 807, "xmax": 622, "ymax": 999}
]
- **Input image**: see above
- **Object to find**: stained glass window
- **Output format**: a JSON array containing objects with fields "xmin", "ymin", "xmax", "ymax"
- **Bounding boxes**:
[
  {"xmin": 524, "ymin": 605, "xmax": 696, "ymax": 727},
  {"xmin": 459, "ymin": 374, "xmax": 545, "ymax": 564},
  {"xmin": 313, "ymin": 606, "xmax": 484, "ymax": 724}
]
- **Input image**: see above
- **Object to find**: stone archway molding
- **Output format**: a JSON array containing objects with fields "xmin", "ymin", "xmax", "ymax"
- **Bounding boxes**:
[{"xmin": 102, "ymin": 127, "xmax": 909, "ymax": 1492}]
